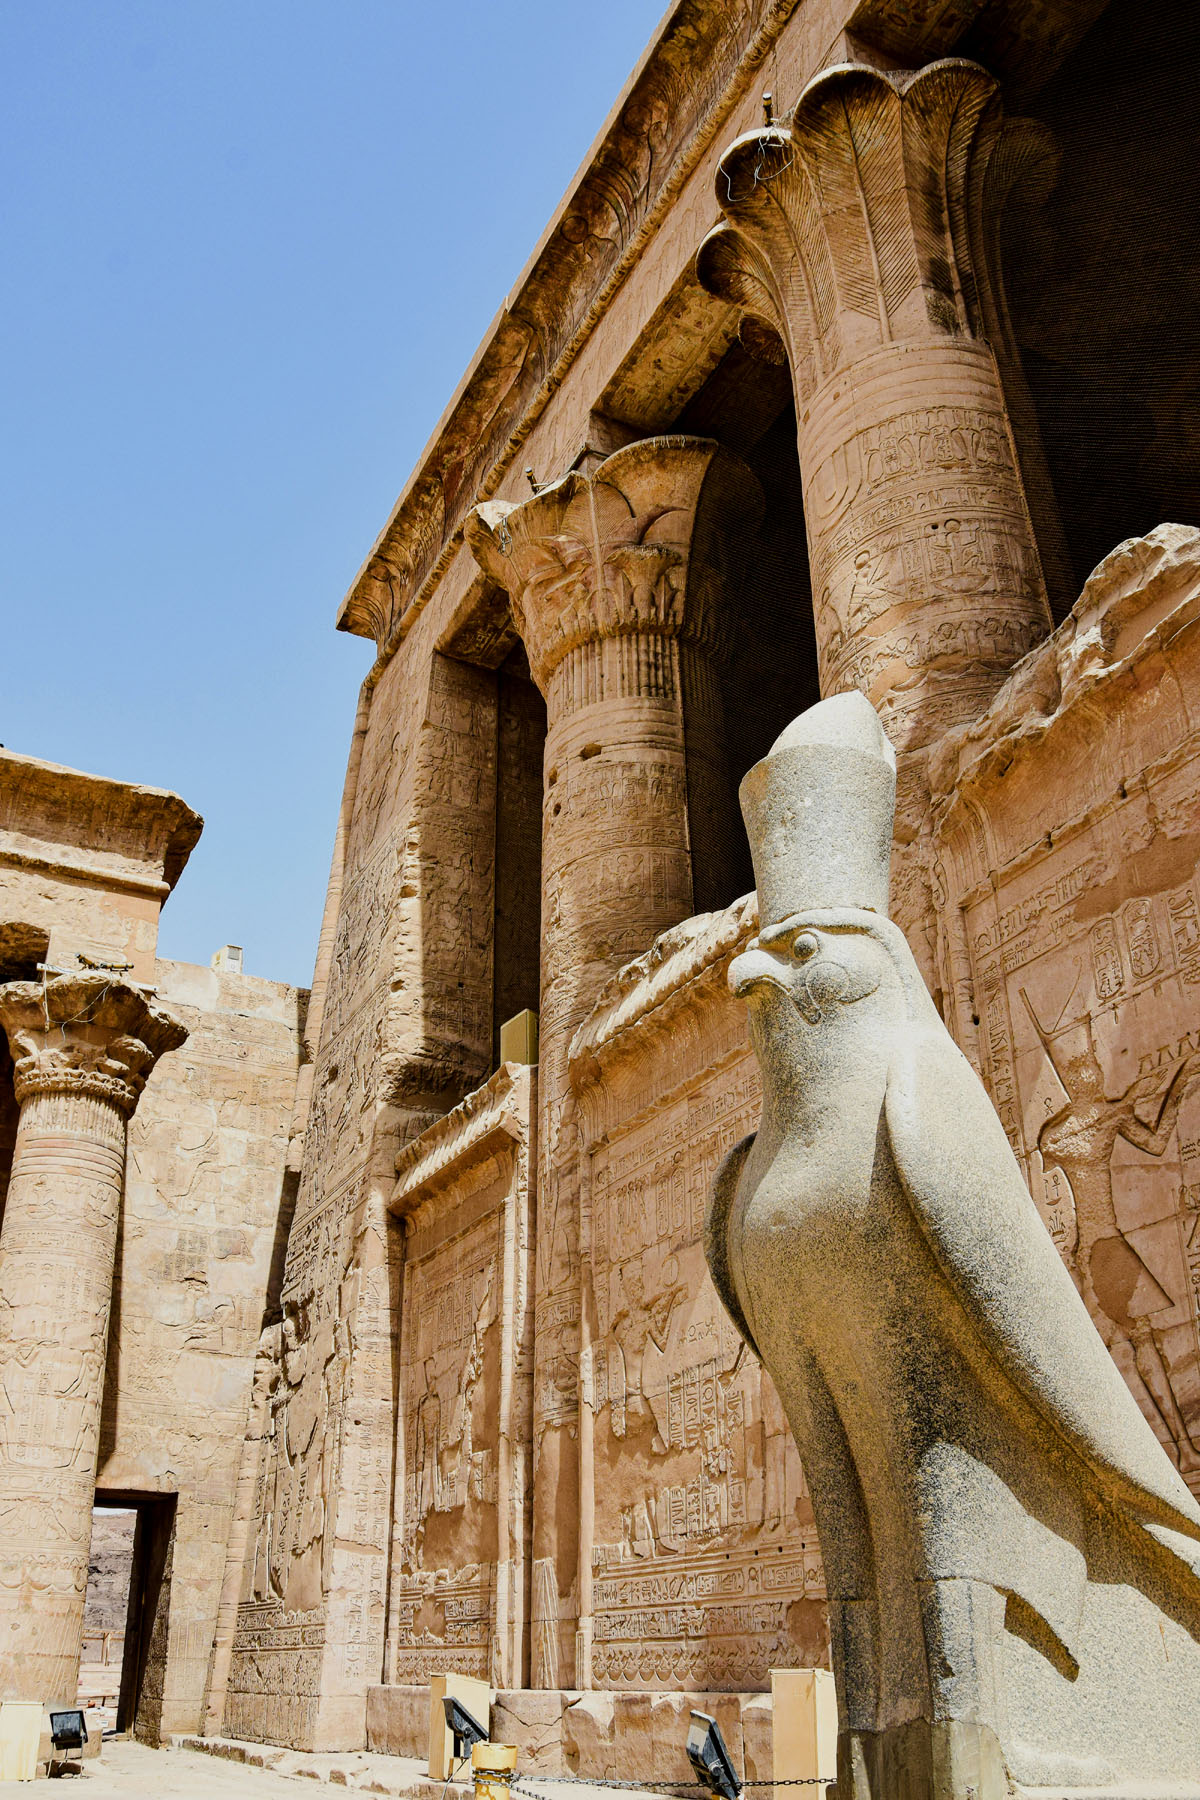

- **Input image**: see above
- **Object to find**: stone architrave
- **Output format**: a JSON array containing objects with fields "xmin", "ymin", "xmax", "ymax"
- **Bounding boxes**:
[
  {"xmin": 0, "ymin": 973, "xmax": 187, "ymax": 1707},
  {"xmin": 708, "ymin": 691, "xmax": 1200, "ymax": 1798},
  {"xmin": 697, "ymin": 59, "xmax": 1057, "ymax": 762},
  {"xmin": 465, "ymin": 438, "xmax": 760, "ymax": 1686}
]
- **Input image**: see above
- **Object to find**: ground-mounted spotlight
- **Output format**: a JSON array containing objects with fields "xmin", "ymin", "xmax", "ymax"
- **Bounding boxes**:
[
  {"xmin": 443, "ymin": 1694, "xmax": 489, "ymax": 1762},
  {"xmin": 686, "ymin": 1710, "xmax": 742, "ymax": 1800},
  {"xmin": 48, "ymin": 1709, "xmax": 88, "ymax": 1777}
]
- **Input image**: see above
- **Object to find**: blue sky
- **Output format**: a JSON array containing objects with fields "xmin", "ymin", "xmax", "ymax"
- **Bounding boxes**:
[{"xmin": 1, "ymin": 0, "xmax": 665, "ymax": 989}]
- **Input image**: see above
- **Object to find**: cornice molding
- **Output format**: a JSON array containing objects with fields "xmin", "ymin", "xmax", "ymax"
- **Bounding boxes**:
[
  {"xmin": 929, "ymin": 524, "xmax": 1200, "ymax": 814},
  {"xmin": 337, "ymin": 0, "xmax": 803, "ymax": 662},
  {"xmin": 391, "ymin": 1060, "xmax": 534, "ymax": 1222},
  {"xmin": 570, "ymin": 891, "xmax": 757, "ymax": 1077},
  {"xmin": 0, "ymin": 749, "xmax": 202, "ymax": 895}
]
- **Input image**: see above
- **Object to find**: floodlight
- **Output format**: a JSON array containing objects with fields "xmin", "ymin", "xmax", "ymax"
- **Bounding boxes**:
[
  {"xmin": 686, "ymin": 1710, "xmax": 741, "ymax": 1800},
  {"xmin": 48, "ymin": 1709, "xmax": 88, "ymax": 1778},
  {"xmin": 443, "ymin": 1694, "xmax": 488, "ymax": 1760}
]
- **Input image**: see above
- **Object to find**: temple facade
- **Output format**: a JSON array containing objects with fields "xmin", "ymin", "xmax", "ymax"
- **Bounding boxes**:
[
  {"xmin": 0, "ymin": 750, "xmax": 305, "ymax": 1738},
  {"xmin": 2, "ymin": 0, "xmax": 1199, "ymax": 1772}
]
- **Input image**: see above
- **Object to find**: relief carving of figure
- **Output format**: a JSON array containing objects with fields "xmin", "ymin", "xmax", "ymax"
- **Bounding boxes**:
[
  {"xmin": 413, "ymin": 1358, "xmax": 442, "ymax": 1528},
  {"xmin": 248, "ymin": 1287, "xmax": 344, "ymax": 1612},
  {"xmin": 708, "ymin": 693, "xmax": 1200, "ymax": 1800},
  {"xmin": 844, "ymin": 547, "xmax": 903, "ymax": 634},
  {"xmin": 404, "ymin": 1250, "xmax": 497, "ymax": 1563},
  {"xmin": 1022, "ymin": 988, "xmax": 1200, "ymax": 1481}
]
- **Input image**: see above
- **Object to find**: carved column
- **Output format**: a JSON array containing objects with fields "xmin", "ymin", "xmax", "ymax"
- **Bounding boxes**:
[
  {"xmin": 0, "ymin": 974, "xmax": 186, "ymax": 1705},
  {"xmin": 698, "ymin": 59, "xmax": 1057, "ymax": 761},
  {"xmin": 466, "ymin": 436, "xmax": 759, "ymax": 1685}
]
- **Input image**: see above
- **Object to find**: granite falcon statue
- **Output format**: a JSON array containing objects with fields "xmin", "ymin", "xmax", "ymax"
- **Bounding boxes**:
[{"xmin": 706, "ymin": 692, "xmax": 1200, "ymax": 1800}]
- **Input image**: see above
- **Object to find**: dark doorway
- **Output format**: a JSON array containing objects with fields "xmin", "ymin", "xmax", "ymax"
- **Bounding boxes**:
[
  {"xmin": 80, "ymin": 1507, "xmax": 135, "ymax": 1728},
  {"xmin": 86, "ymin": 1491, "xmax": 177, "ymax": 1742}
]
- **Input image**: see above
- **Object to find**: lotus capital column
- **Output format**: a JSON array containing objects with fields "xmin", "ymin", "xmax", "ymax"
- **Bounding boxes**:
[
  {"xmin": 467, "ymin": 436, "xmax": 761, "ymax": 1026},
  {"xmin": 698, "ymin": 58, "xmax": 1059, "ymax": 754},
  {"xmin": 467, "ymin": 434, "xmax": 760, "ymax": 1686},
  {"xmin": 0, "ymin": 974, "xmax": 187, "ymax": 1706}
]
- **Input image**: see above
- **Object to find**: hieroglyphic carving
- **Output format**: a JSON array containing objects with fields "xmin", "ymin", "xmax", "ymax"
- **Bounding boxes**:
[
  {"xmin": 227, "ymin": 638, "xmax": 501, "ymax": 1744},
  {"xmin": 932, "ymin": 526, "xmax": 1200, "ymax": 1492},
  {"xmin": 698, "ymin": 59, "xmax": 1055, "ymax": 756},
  {"xmin": 571, "ymin": 899, "xmax": 828, "ymax": 1691},
  {"xmin": 400, "ymin": 1216, "xmax": 499, "ymax": 1550},
  {"xmin": 386, "ymin": 1066, "xmax": 535, "ymax": 1692},
  {"xmin": 0, "ymin": 975, "xmax": 186, "ymax": 1704},
  {"xmin": 1023, "ymin": 983, "xmax": 1200, "ymax": 1479}
]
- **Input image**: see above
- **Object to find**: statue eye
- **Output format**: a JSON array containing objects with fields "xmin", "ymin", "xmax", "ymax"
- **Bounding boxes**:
[{"xmin": 792, "ymin": 932, "xmax": 818, "ymax": 962}]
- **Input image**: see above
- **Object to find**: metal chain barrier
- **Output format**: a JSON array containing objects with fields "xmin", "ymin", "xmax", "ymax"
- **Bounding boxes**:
[{"xmin": 506, "ymin": 1776, "xmax": 826, "ymax": 1794}]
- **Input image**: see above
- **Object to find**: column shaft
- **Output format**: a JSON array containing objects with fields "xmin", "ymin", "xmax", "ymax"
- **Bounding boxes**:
[
  {"xmin": 698, "ymin": 58, "xmax": 1058, "ymax": 757},
  {"xmin": 0, "ymin": 974, "xmax": 186, "ymax": 1707},
  {"xmin": 538, "ymin": 637, "xmax": 693, "ymax": 1685},
  {"xmin": 467, "ymin": 438, "xmax": 760, "ymax": 1685},
  {"xmin": 0, "ymin": 1088, "xmax": 126, "ymax": 1703},
  {"xmin": 801, "ymin": 340, "xmax": 1047, "ymax": 750}
]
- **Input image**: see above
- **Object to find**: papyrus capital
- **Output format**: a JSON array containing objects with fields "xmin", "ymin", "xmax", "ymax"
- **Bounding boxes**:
[
  {"xmin": 0, "ymin": 973, "xmax": 188, "ymax": 1115},
  {"xmin": 465, "ymin": 437, "xmax": 761, "ymax": 695},
  {"xmin": 698, "ymin": 59, "xmax": 1038, "ymax": 401}
]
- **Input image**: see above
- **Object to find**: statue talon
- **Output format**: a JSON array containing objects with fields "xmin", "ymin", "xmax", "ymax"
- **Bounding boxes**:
[{"xmin": 708, "ymin": 691, "xmax": 1200, "ymax": 1800}]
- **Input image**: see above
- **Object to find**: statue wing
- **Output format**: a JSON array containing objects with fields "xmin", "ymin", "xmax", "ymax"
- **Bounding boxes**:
[
  {"xmin": 705, "ymin": 1134, "xmax": 762, "ymax": 1361},
  {"xmin": 885, "ymin": 1019, "xmax": 1200, "ymax": 1542}
]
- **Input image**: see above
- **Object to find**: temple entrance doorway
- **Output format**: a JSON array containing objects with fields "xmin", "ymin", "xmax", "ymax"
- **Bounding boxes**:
[{"xmin": 83, "ymin": 1492, "xmax": 177, "ymax": 1741}]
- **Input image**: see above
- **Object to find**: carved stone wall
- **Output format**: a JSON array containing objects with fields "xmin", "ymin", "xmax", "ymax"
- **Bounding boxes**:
[
  {"xmin": 217, "ymin": 0, "xmax": 1200, "ymax": 1761},
  {"xmin": 386, "ymin": 1064, "xmax": 534, "ymax": 1690},
  {"xmin": 224, "ymin": 631, "xmax": 505, "ymax": 1749},
  {"xmin": 931, "ymin": 525, "xmax": 1200, "ymax": 1491},
  {"xmin": 105, "ymin": 958, "xmax": 305, "ymax": 1735},
  {"xmin": 0, "ymin": 750, "xmax": 200, "ymax": 984},
  {"xmin": 570, "ymin": 901, "xmax": 828, "ymax": 1690},
  {"xmin": 0, "ymin": 741, "xmax": 303, "ymax": 1735}
]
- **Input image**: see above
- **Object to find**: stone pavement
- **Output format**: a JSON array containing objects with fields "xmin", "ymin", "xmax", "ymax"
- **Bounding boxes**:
[{"xmin": 0, "ymin": 1738, "xmax": 674, "ymax": 1799}]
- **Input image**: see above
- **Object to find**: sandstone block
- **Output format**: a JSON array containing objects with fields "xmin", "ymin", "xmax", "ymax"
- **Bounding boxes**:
[{"xmin": 366, "ymin": 1687, "xmax": 429, "ymax": 1759}]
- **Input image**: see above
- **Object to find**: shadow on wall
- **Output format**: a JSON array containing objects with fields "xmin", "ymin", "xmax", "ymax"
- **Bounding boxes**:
[
  {"xmin": 675, "ymin": 344, "xmax": 821, "ymax": 910},
  {"xmin": 991, "ymin": 0, "xmax": 1200, "ymax": 589}
]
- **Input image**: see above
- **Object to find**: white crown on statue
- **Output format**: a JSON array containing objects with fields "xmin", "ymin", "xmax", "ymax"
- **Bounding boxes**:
[{"xmin": 738, "ymin": 690, "xmax": 896, "ymax": 928}]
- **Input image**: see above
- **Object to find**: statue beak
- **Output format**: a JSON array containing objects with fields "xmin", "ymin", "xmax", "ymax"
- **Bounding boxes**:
[{"xmin": 729, "ymin": 948, "xmax": 791, "ymax": 998}]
